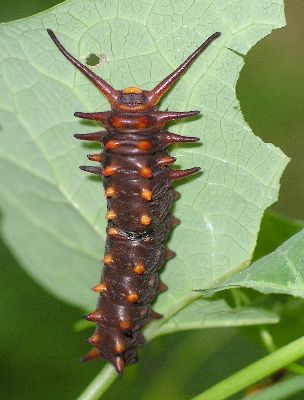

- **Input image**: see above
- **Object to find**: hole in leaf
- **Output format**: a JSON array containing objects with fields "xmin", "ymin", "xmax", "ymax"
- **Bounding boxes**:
[
  {"xmin": 85, "ymin": 53, "xmax": 107, "ymax": 66},
  {"xmin": 85, "ymin": 53, "xmax": 101, "ymax": 66}
]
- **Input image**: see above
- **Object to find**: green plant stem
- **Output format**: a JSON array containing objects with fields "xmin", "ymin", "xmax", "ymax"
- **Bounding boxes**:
[
  {"xmin": 240, "ymin": 376, "xmax": 304, "ymax": 400},
  {"xmin": 230, "ymin": 288, "xmax": 250, "ymax": 308},
  {"xmin": 260, "ymin": 328, "xmax": 277, "ymax": 353},
  {"xmin": 259, "ymin": 328, "xmax": 304, "ymax": 375},
  {"xmin": 76, "ymin": 364, "xmax": 117, "ymax": 400},
  {"xmin": 191, "ymin": 335, "xmax": 304, "ymax": 400}
]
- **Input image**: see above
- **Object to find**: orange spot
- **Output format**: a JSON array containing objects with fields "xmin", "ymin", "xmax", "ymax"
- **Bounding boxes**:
[
  {"xmin": 108, "ymin": 227, "xmax": 118, "ymax": 236},
  {"xmin": 103, "ymin": 254, "xmax": 113, "ymax": 265},
  {"xmin": 139, "ymin": 167, "xmax": 152, "ymax": 178},
  {"xmin": 141, "ymin": 188, "xmax": 152, "ymax": 201},
  {"xmin": 103, "ymin": 165, "xmax": 116, "ymax": 176},
  {"xmin": 133, "ymin": 263, "xmax": 145, "ymax": 275},
  {"xmin": 111, "ymin": 116, "xmax": 124, "ymax": 128},
  {"xmin": 114, "ymin": 341, "xmax": 126, "ymax": 354},
  {"xmin": 105, "ymin": 140, "xmax": 120, "ymax": 150},
  {"xmin": 105, "ymin": 210, "xmax": 116, "ymax": 220},
  {"xmin": 92, "ymin": 283, "xmax": 106, "ymax": 293},
  {"xmin": 136, "ymin": 117, "xmax": 149, "ymax": 129},
  {"xmin": 87, "ymin": 153, "xmax": 103, "ymax": 162},
  {"xmin": 137, "ymin": 140, "xmax": 151, "ymax": 150},
  {"xmin": 105, "ymin": 186, "xmax": 115, "ymax": 197},
  {"xmin": 122, "ymin": 86, "xmax": 143, "ymax": 94},
  {"xmin": 119, "ymin": 320, "xmax": 132, "ymax": 332},
  {"xmin": 140, "ymin": 214, "xmax": 151, "ymax": 226},
  {"xmin": 127, "ymin": 293, "xmax": 139, "ymax": 303}
]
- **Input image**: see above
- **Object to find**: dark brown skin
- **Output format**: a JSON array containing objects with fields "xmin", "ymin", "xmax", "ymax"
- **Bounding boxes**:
[{"xmin": 47, "ymin": 29, "xmax": 221, "ymax": 374}]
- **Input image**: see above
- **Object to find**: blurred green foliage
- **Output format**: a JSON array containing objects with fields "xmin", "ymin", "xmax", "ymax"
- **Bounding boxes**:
[
  {"xmin": 253, "ymin": 212, "xmax": 302, "ymax": 261},
  {"xmin": 1, "ymin": 240, "xmax": 103, "ymax": 399},
  {"xmin": 0, "ymin": 0, "xmax": 65, "ymax": 22},
  {"xmin": 1, "ymin": 0, "xmax": 304, "ymax": 399},
  {"xmin": 237, "ymin": 0, "xmax": 304, "ymax": 220}
]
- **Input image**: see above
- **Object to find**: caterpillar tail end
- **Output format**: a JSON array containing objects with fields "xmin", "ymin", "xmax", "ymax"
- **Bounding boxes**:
[{"xmin": 113, "ymin": 356, "xmax": 125, "ymax": 375}]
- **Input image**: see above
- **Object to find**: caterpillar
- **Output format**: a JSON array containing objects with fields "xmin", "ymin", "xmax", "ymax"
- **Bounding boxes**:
[{"xmin": 47, "ymin": 29, "xmax": 221, "ymax": 374}]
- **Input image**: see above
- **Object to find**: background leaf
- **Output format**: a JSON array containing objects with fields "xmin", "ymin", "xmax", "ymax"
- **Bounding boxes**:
[
  {"xmin": 0, "ymin": 0, "xmax": 287, "ymax": 328},
  {"xmin": 204, "ymin": 229, "xmax": 304, "ymax": 298},
  {"xmin": 154, "ymin": 299, "xmax": 278, "ymax": 337}
]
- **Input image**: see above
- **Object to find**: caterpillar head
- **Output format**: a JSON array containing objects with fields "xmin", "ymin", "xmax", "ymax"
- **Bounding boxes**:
[{"xmin": 47, "ymin": 29, "xmax": 220, "ymax": 113}]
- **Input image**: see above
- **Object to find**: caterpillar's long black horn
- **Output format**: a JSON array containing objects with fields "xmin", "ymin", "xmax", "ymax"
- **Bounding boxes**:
[
  {"xmin": 146, "ymin": 32, "xmax": 221, "ymax": 106},
  {"xmin": 47, "ymin": 29, "xmax": 119, "ymax": 105}
]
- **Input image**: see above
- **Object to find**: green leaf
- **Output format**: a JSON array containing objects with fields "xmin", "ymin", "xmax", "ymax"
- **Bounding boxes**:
[
  {"xmin": 150, "ymin": 299, "xmax": 278, "ymax": 338},
  {"xmin": 0, "ymin": 0, "xmax": 287, "ymax": 328},
  {"xmin": 205, "ymin": 229, "xmax": 304, "ymax": 298}
]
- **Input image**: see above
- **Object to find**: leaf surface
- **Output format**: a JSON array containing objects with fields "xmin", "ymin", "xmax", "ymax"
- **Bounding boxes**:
[
  {"xmin": 153, "ymin": 299, "xmax": 278, "ymax": 337},
  {"xmin": 204, "ymin": 229, "xmax": 304, "ymax": 298},
  {"xmin": 0, "ymin": 0, "xmax": 287, "ymax": 328}
]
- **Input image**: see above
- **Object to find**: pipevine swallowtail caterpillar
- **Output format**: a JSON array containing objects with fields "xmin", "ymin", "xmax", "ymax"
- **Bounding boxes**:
[{"xmin": 47, "ymin": 29, "xmax": 221, "ymax": 374}]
